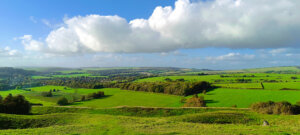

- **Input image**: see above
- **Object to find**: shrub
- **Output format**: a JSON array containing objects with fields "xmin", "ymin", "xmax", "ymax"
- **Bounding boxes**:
[
  {"xmin": 183, "ymin": 95, "xmax": 206, "ymax": 107},
  {"xmin": 203, "ymin": 90, "xmax": 206, "ymax": 95},
  {"xmin": 81, "ymin": 95, "xmax": 86, "ymax": 101},
  {"xmin": 261, "ymin": 82, "xmax": 264, "ymax": 89},
  {"xmin": 57, "ymin": 97, "xmax": 69, "ymax": 106},
  {"xmin": 180, "ymin": 97, "xmax": 187, "ymax": 103},
  {"xmin": 176, "ymin": 78, "xmax": 185, "ymax": 82},
  {"xmin": 250, "ymin": 101, "xmax": 296, "ymax": 115},
  {"xmin": 165, "ymin": 78, "xmax": 172, "ymax": 82},
  {"xmin": 291, "ymin": 77, "xmax": 297, "ymax": 80}
]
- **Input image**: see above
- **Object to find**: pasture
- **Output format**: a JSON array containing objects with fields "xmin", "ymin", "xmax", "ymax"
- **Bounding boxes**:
[
  {"xmin": 0, "ymin": 86, "xmax": 183, "ymax": 108},
  {"xmin": 136, "ymin": 73, "xmax": 300, "ymax": 83},
  {"xmin": 200, "ymin": 88, "xmax": 300, "ymax": 108}
]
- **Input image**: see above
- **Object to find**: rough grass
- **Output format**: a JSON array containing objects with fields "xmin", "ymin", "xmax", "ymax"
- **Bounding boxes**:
[
  {"xmin": 31, "ymin": 106, "xmax": 248, "ymax": 117},
  {"xmin": 0, "ymin": 106, "xmax": 300, "ymax": 135}
]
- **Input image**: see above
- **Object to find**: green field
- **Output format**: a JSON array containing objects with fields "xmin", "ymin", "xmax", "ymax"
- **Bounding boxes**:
[
  {"xmin": 200, "ymin": 88, "xmax": 300, "ymax": 108},
  {"xmin": 136, "ymin": 73, "xmax": 300, "ymax": 83},
  {"xmin": 0, "ymin": 86, "xmax": 183, "ymax": 108}
]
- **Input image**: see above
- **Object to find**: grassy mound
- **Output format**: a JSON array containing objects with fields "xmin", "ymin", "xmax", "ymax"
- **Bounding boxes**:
[
  {"xmin": 177, "ymin": 111, "xmax": 259, "ymax": 124},
  {"xmin": 0, "ymin": 113, "xmax": 73, "ymax": 129},
  {"xmin": 32, "ymin": 106, "xmax": 248, "ymax": 117}
]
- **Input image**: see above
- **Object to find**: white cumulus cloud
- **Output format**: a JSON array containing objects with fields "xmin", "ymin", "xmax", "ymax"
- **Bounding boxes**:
[
  {"xmin": 20, "ymin": 35, "xmax": 45, "ymax": 51},
  {"xmin": 0, "ymin": 46, "xmax": 21, "ymax": 57},
  {"xmin": 26, "ymin": 0, "xmax": 300, "ymax": 54}
]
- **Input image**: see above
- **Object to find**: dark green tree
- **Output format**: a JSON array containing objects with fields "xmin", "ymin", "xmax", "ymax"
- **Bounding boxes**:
[{"xmin": 57, "ymin": 97, "xmax": 69, "ymax": 105}]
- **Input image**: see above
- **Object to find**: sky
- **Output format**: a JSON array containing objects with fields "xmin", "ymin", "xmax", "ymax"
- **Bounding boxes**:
[{"xmin": 0, "ymin": 0, "xmax": 300, "ymax": 70}]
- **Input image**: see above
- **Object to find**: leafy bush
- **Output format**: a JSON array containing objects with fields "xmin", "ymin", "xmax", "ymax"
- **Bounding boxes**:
[
  {"xmin": 57, "ymin": 97, "xmax": 69, "ymax": 106},
  {"xmin": 183, "ymin": 95, "xmax": 206, "ymax": 107},
  {"xmin": 81, "ymin": 95, "xmax": 86, "ymax": 101},
  {"xmin": 180, "ymin": 97, "xmax": 187, "ymax": 103},
  {"xmin": 250, "ymin": 101, "xmax": 296, "ymax": 115},
  {"xmin": 231, "ymin": 105, "xmax": 237, "ymax": 108}
]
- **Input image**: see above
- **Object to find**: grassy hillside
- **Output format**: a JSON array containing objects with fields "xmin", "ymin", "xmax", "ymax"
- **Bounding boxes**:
[
  {"xmin": 0, "ymin": 86, "xmax": 183, "ymax": 108},
  {"xmin": 0, "ymin": 107, "xmax": 299, "ymax": 134},
  {"xmin": 242, "ymin": 66, "xmax": 300, "ymax": 73}
]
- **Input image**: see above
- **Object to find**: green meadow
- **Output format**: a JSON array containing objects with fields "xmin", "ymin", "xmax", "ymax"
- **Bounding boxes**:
[
  {"xmin": 0, "ymin": 86, "xmax": 183, "ymax": 108},
  {"xmin": 199, "ymin": 88, "xmax": 300, "ymax": 108}
]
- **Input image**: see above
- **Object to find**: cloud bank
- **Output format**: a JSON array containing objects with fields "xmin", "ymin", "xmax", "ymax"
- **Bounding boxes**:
[{"xmin": 24, "ymin": 0, "xmax": 300, "ymax": 54}]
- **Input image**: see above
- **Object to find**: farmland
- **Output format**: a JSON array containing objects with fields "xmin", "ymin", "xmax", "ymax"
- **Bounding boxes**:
[{"xmin": 1, "ymin": 66, "xmax": 300, "ymax": 134}]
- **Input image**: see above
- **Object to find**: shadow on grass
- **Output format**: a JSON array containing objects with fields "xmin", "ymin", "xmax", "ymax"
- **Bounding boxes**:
[{"xmin": 205, "ymin": 100, "xmax": 218, "ymax": 104}]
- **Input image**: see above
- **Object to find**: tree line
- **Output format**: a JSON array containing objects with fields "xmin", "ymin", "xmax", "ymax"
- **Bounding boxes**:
[{"xmin": 109, "ymin": 81, "xmax": 212, "ymax": 96}]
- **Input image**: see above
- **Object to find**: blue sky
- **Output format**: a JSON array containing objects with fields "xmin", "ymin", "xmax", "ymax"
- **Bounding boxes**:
[{"xmin": 0, "ymin": 0, "xmax": 299, "ymax": 69}]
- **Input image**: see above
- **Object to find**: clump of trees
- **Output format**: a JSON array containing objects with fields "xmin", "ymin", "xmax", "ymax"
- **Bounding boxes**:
[
  {"xmin": 250, "ymin": 101, "xmax": 299, "ymax": 115},
  {"xmin": 41, "ymin": 90, "xmax": 53, "ymax": 97},
  {"xmin": 183, "ymin": 95, "xmax": 206, "ymax": 107},
  {"xmin": 81, "ymin": 91, "xmax": 105, "ymax": 101},
  {"xmin": 112, "ymin": 81, "xmax": 211, "ymax": 96},
  {"xmin": 0, "ymin": 94, "xmax": 31, "ymax": 114},
  {"xmin": 291, "ymin": 77, "xmax": 298, "ymax": 80},
  {"xmin": 57, "ymin": 91, "xmax": 105, "ymax": 105}
]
